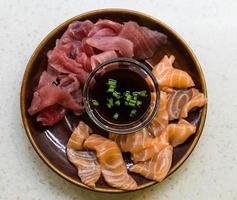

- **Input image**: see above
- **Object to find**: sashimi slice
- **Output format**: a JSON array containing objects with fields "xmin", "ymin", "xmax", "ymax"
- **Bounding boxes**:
[
  {"xmin": 90, "ymin": 50, "xmax": 118, "ymax": 69},
  {"xmin": 131, "ymin": 131, "xmax": 169, "ymax": 163},
  {"xmin": 67, "ymin": 121, "xmax": 92, "ymax": 150},
  {"xmin": 86, "ymin": 36, "xmax": 134, "ymax": 57},
  {"xmin": 28, "ymin": 85, "xmax": 83, "ymax": 115},
  {"xmin": 62, "ymin": 20, "xmax": 94, "ymax": 41},
  {"xmin": 66, "ymin": 122, "xmax": 101, "ymax": 188},
  {"xmin": 109, "ymin": 128, "xmax": 155, "ymax": 153},
  {"xmin": 84, "ymin": 134, "xmax": 137, "ymax": 190},
  {"xmin": 88, "ymin": 19, "xmax": 122, "ymax": 37},
  {"xmin": 110, "ymin": 126, "xmax": 169, "ymax": 163},
  {"xmin": 75, "ymin": 52, "xmax": 91, "ymax": 72},
  {"xmin": 36, "ymin": 71, "xmax": 56, "ymax": 90},
  {"xmin": 166, "ymin": 119, "xmax": 196, "ymax": 147},
  {"xmin": 119, "ymin": 21, "xmax": 167, "ymax": 59},
  {"xmin": 36, "ymin": 105, "xmax": 66, "ymax": 126},
  {"xmin": 92, "ymin": 28, "xmax": 117, "ymax": 37},
  {"xmin": 180, "ymin": 90, "xmax": 207, "ymax": 118},
  {"xmin": 167, "ymin": 89, "xmax": 194, "ymax": 120},
  {"xmin": 147, "ymin": 91, "xmax": 169, "ymax": 137},
  {"xmin": 130, "ymin": 145, "xmax": 173, "ymax": 182},
  {"xmin": 167, "ymin": 88, "xmax": 207, "ymax": 120},
  {"xmin": 58, "ymin": 73, "xmax": 80, "ymax": 93},
  {"xmin": 152, "ymin": 55, "xmax": 195, "ymax": 88},
  {"xmin": 47, "ymin": 48, "xmax": 82, "ymax": 73},
  {"xmin": 67, "ymin": 149, "xmax": 101, "ymax": 188}
]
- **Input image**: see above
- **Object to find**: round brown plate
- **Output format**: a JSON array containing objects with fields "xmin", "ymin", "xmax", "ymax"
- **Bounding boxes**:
[{"xmin": 21, "ymin": 9, "xmax": 207, "ymax": 193}]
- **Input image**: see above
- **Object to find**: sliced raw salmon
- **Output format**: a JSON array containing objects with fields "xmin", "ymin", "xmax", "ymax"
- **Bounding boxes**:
[
  {"xmin": 67, "ymin": 121, "xmax": 92, "ymax": 150},
  {"xmin": 167, "ymin": 89, "xmax": 193, "ymax": 120},
  {"xmin": 131, "ymin": 119, "xmax": 196, "ymax": 163},
  {"xmin": 147, "ymin": 91, "xmax": 169, "ymax": 137},
  {"xmin": 67, "ymin": 149, "xmax": 101, "ymax": 188},
  {"xmin": 152, "ymin": 55, "xmax": 195, "ymax": 88},
  {"xmin": 109, "ymin": 128, "xmax": 155, "ymax": 153},
  {"xmin": 180, "ymin": 89, "xmax": 207, "ymax": 118},
  {"xmin": 166, "ymin": 119, "xmax": 196, "ymax": 147},
  {"xmin": 110, "ymin": 124, "xmax": 169, "ymax": 163},
  {"xmin": 132, "ymin": 131, "xmax": 169, "ymax": 163},
  {"xmin": 84, "ymin": 134, "xmax": 137, "ymax": 190},
  {"xmin": 167, "ymin": 88, "xmax": 207, "ymax": 120},
  {"xmin": 66, "ymin": 121, "xmax": 101, "ymax": 188},
  {"xmin": 130, "ymin": 145, "xmax": 173, "ymax": 182}
]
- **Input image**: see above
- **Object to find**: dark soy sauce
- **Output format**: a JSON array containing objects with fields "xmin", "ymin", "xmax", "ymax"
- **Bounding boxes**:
[{"xmin": 91, "ymin": 68, "xmax": 151, "ymax": 124}]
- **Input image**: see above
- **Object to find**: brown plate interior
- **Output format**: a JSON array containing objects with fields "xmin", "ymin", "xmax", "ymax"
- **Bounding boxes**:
[{"xmin": 21, "ymin": 9, "xmax": 207, "ymax": 193}]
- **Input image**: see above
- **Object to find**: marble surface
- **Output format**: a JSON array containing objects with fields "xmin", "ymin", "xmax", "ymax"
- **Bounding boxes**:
[{"xmin": 0, "ymin": 0, "xmax": 237, "ymax": 199}]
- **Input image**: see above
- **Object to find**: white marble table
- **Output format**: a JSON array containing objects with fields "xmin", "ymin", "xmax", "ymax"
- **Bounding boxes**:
[{"xmin": 0, "ymin": 0, "xmax": 236, "ymax": 199}]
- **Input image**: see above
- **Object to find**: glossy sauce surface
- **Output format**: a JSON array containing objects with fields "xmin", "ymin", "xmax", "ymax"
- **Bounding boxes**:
[{"xmin": 91, "ymin": 68, "xmax": 151, "ymax": 124}]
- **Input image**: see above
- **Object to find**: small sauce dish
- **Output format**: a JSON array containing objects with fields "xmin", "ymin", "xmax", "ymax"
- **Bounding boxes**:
[{"xmin": 83, "ymin": 58, "xmax": 160, "ymax": 134}]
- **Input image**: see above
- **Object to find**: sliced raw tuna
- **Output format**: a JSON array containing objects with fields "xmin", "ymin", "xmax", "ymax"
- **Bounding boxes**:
[
  {"xmin": 119, "ymin": 21, "xmax": 167, "ymax": 59},
  {"xmin": 71, "ymin": 88, "xmax": 83, "ymax": 104},
  {"xmin": 69, "ymin": 41, "xmax": 82, "ymax": 59},
  {"xmin": 28, "ymin": 85, "xmax": 83, "ymax": 115},
  {"xmin": 86, "ymin": 36, "xmax": 134, "ymax": 57},
  {"xmin": 88, "ymin": 19, "xmax": 122, "ymax": 37},
  {"xmin": 59, "ymin": 73, "xmax": 80, "ymax": 93},
  {"xmin": 91, "ymin": 28, "xmax": 117, "ymax": 37},
  {"xmin": 75, "ymin": 52, "xmax": 91, "ymax": 72},
  {"xmin": 80, "ymin": 38, "xmax": 95, "ymax": 56},
  {"xmin": 36, "ymin": 71, "xmax": 56, "ymax": 90},
  {"xmin": 90, "ymin": 50, "xmax": 117, "ymax": 69},
  {"xmin": 62, "ymin": 20, "xmax": 94, "ymax": 41},
  {"xmin": 36, "ymin": 105, "xmax": 66, "ymax": 126},
  {"xmin": 47, "ymin": 48, "xmax": 82, "ymax": 73},
  {"xmin": 29, "ymin": 19, "xmax": 169, "ymax": 126},
  {"xmin": 57, "ymin": 20, "xmax": 93, "ymax": 57},
  {"xmin": 47, "ymin": 48, "xmax": 89, "ymax": 83},
  {"xmin": 55, "ymin": 39, "xmax": 73, "ymax": 56}
]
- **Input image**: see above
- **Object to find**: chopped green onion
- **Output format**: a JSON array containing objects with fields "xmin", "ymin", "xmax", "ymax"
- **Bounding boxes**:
[
  {"xmin": 107, "ymin": 103, "xmax": 112, "ymax": 109},
  {"xmin": 128, "ymin": 102, "xmax": 136, "ymax": 107},
  {"xmin": 106, "ymin": 98, "xmax": 113, "ymax": 108},
  {"xmin": 107, "ymin": 82, "xmax": 116, "ymax": 86},
  {"xmin": 129, "ymin": 99, "xmax": 136, "ymax": 104},
  {"xmin": 112, "ymin": 91, "xmax": 121, "ymax": 99},
  {"xmin": 124, "ymin": 91, "xmax": 130, "ymax": 96},
  {"xmin": 92, "ymin": 99, "xmax": 99, "ymax": 106},
  {"xmin": 104, "ymin": 78, "xmax": 148, "ymax": 113},
  {"xmin": 108, "ymin": 84, "xmax": 116, "ymax": 89},
  {"xmin": 132, "ymin": 91, "xmax": 139, "ymax": 97},
  {"xmin": 107, "ymin": 79, "xmax": 117, "ymax": 85},
  {"xmin": 107, "ymin": 87, "xmax": 115, "ymax": 93},
  {"xmin": 136, "ymin": 100, "xmax": 142, "ymax": 107},
  {"xmin": 125, "ymin": 95, "xmax": 132, "ymax": 101},
  {"xmin": 113, "ymin": 112, "xmax": 119, "ymax": 120},
  {"xmin": 107, "ymin": 98, "xmax": 113, "ymax": 104},
  {"xmin": 139, "ymin": 90, "xmax": 147, "ymax": 97},
  {"xmin": 133, "ymin": 96, "xmax": 138, "ymax": 101},
  {"xmin": 130, "ymin": 109, "xmax": 137, "ymax": 117},
  {"xmin": 115, "ymin": 100, "xmax": 120, "ymax": 106}
]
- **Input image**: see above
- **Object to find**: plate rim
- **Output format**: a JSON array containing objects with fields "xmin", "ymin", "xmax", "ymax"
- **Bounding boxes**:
[{"xmin": 20, "ymin": 8, "xmax": 207, "ymax": 193}]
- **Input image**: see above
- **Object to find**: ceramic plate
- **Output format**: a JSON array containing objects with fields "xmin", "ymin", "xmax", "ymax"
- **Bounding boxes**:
[{"xmin": 21, "ymin": 9, "xmax": 207, "ymax": 193}]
